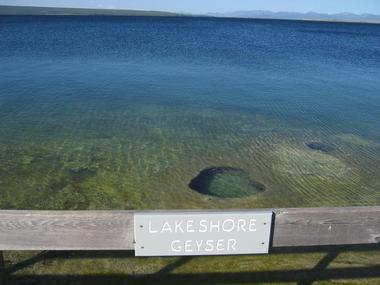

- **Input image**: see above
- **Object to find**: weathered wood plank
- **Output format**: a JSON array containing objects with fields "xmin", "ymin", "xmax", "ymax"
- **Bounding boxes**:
[
  {"xmin": 273, "ymin": 207, "xmax": 380, "ymax": 247},
  {"xmin": 0, "ymin": 211, "xmax": 134, "ymax": 250},
  {"xmin": 0, "ymin": 207, "xmax": 379, "ymax": 251}
]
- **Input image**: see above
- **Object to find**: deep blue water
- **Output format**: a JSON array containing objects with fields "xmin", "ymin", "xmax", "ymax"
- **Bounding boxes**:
[{"xmin": 0, "ymin": 16, "xmax": 379, "ymax": 209}]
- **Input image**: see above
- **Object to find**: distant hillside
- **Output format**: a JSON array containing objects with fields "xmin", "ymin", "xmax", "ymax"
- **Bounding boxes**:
[
  {"xmin": 0, "ymin": 5, "xmax": 179, "ymax": 16},
  {"xmin": 209, "ymin": 10, "xmax": 380, "ymax": 24}
]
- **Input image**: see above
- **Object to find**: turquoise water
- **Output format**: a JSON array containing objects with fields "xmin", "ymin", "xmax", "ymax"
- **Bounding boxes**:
[{"xmin": 0, "ymin": 16, "xmax": 379, "ymax": 209}]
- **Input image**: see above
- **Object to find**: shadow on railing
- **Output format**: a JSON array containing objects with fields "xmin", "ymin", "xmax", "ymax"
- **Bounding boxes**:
[{"xmin": 4, "ymin": 244, "xmax": 380, "ymax": 285}]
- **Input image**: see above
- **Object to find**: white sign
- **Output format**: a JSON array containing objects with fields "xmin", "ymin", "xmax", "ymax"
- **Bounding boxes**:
[{"xmin": 134, "ymin": 211, "xmax": 273, "ymax": 256}]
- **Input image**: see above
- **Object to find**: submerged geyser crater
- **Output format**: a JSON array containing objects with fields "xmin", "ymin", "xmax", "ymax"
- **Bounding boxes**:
[{"xmin": 189, "ymin": 167, "xmax": 265, "ymax": 198}]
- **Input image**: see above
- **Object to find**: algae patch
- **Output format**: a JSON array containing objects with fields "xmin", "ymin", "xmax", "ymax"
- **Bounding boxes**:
[
  {"xmin": 189, "ymin": 167, "xmax": 265, "ymax": 198},
  {"xmin": 335, "ymin": 133, "xmax": 380, "ymax": 147}
]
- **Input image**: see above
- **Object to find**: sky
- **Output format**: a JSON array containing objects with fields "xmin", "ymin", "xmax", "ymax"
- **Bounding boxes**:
[{"xmin": 1, "ymin": 0, "xmax": 380, "ymax": 14}]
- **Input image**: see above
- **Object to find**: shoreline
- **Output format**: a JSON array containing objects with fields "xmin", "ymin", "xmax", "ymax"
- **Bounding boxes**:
[{"xmin": 1, "ymin": 5, "xmax": 380, "ymax": 24}]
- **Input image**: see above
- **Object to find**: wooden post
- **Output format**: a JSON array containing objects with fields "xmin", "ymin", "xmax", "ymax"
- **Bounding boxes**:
[{"xmin": 0, "ymin": 251, "xmax": 5, "ymax": 285}]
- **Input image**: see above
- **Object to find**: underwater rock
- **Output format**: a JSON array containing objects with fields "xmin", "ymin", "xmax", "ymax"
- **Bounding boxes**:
[
  {"xmin": 307, "ymin": 142, "xmax": 334, "ymax": 152},
  {"xmin": 189, "ymin": 167, "xmax": 265, "ymax": 198},
  {"xmin": 273, "ymin": 145, "xmax": 348, "ymax": 178},
  {"xmin": 68, "ymin": 167, "xmax": 96, "ymax": 183}
]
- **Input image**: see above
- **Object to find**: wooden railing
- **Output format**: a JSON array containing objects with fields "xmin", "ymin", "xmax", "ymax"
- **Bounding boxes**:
[
  {"xmin": 1, "ymin": 207, "xmax": 379, "ymax": 250},
  {"xmin": 0, "ymin": 206, "xmax": 379, "ymax": 284}
]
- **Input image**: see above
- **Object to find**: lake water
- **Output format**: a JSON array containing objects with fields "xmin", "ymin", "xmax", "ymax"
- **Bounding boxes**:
[{"xmin": 0, "ymin": 16, "xmax": 379, "ymax": 210}]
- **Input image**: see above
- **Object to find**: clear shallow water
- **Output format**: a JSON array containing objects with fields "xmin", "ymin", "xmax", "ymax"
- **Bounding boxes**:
[{"xmin": 0, "ymin": 16, "xmax": 379, "ymax": 209}]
